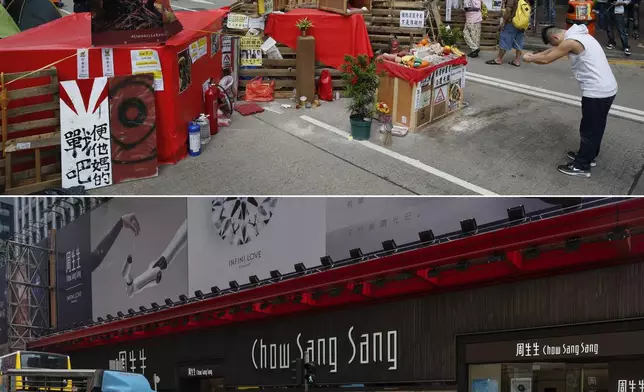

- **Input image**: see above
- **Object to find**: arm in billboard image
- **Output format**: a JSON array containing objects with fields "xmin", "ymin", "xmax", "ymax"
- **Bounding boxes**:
[
  {"xmin": 91, "ymin": 213, "xmax": 141, "ymax": 271},
  {"xmin": 121, "ymin": 219, "xmax": 187, "ymax": 298}
]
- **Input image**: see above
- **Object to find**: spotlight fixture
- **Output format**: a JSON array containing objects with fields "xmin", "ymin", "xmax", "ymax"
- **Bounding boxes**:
[
  {"xmin": 128, "ymin": 308, "xmax": 136, "ymax": 316},
  {"xmin": 507, "ymin": 205, "xmax": 526, "ymax": 223},
  {"xmin": 270, "ymin": 270, "xmax": 282, "ymax": 279},
  {"xmin": 294, "ymin": 263, "xmax": 306, "ymax": 273},
  {"xmin": 106, "ymin": 314, "xmax": 114, "ymax": 321},
  {"xmin": 211, "ymin": 286, "xmax": 221, "ymax": 295},
  {"xmin": 151, "ymin": 302, "xmax": 160, "ymax": 309},
  {"xmin": 456, "ymin": 260, "xmax": 471, "ymax": 270},
  {"xmin": 352, "ymin": 283, "xmax": 364, "ymax": 294},
  {"xmin": 229, "ymin": 280, "xmax": 240, "ymax": 290},
  {"xmin": 139, "ymin": 306, "xmax": 147, "ymax": 312},
  {"xmin": 259, "ymin": 301, "xmax": 270, "ymax": 310},
  {"xmin": 194, "ymin": 290, "xmax": 204, "ymax": 299},
  {"xmin": 179, "ymin": 294, "xmax": 188, "ymax": 302},
  {"xmin": 349, "ymin": 248, "xmax": 363, "ymax": 259},
  {"xmin": 382, "ymin": 239, "xmax": 397, "ymax": 251},
  {"xmin": 217, "ymin": 311, "xmax": 227, "ymax": 318},
  {"xmin": 320, "ymin": 256, "xmax": 333, "ymax": 267},
  {"xmin": 249, "ymin": 275, "xmax": 260, "ymax": 284},
  {"xmin": 418, "ymin": 230, "xmax": 435, "ymax": 243},
  {"xmin": 460, "ymin": 218, "xmax": 478, "ymax": 235},
  {"xmin": 117, "ymin": 311, "xmax": 125, "ymax": 318},
  {"xmin": 426, "ymin": 268, "xmax": 439, "ymax": 278},
  {"xmin": 165, "ymin": 298, "xmax": 174, "ymax": 306}
]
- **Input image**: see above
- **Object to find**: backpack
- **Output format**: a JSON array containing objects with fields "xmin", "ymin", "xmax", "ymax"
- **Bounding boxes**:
[{"xmin": 512, "ymin": 0, "xmax": 531, "ymax": 30}]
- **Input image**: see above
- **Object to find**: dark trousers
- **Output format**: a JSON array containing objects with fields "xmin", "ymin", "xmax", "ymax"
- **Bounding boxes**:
[
  {"xmin": 627, "ymin": 1, "xmax": 640, "ymax": 33},
  {"xmin": 597, "ymin": 2, "xmax": 610, "ymax": 30},
  {"xmin": 607, "ymin": 12, "xmax": 630, "ymax": 48},
  {"xmin": 574, "ymin": 95, "xmax": 616, "ymax": 170}
]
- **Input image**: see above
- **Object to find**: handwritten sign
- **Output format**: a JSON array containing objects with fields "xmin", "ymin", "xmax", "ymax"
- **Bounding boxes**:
[
  {"xmin": 399, "ymin": 10, "xmax": 425, "ymax": 28},
  {"xmin": 60, "ymin": 78, "xmax": 113, "ymax": 190},
  {"xmin": 130, "ymin": 50, "xmax": 164, "ymax": 91},
  {"xmin": 227, "ymin": 13, "xmax": 249, "ymax": 29}
]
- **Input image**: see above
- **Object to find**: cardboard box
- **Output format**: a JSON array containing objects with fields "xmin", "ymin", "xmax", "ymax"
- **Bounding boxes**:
[{"xmin": 318, "ymin": 0, "xmax": 371, "ymax": 15}]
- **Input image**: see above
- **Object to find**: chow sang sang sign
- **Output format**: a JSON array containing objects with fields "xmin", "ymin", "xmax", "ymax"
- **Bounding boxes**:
[{"xmin": 252, "ymin": 326, "xmax": 399, "ymax": 375}]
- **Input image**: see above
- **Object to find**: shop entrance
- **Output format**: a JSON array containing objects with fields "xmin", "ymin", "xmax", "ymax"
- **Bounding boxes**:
[
  {"xmin": 469, "ymin": 362, "xmax": 609, "ymax": 392},
  {"xmin": 179, "ymin": 377, "xmax": 224, "ymax": 392},
  {"xmin": 177, "ymin": 361, "xmax": 224, "ymax": 392}
]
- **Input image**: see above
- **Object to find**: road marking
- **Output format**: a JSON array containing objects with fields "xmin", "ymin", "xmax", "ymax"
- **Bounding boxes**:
[
  {"xmin": 172, "ymin": 5, "xmax": 198, "ymax": 11},
  {"xmin": 608, "ymin": 59, "xmax": 644, "ymax": 66},
  {"xmin": 189, "ymin": 0, "xmax": 213, "ymax": 4},
  {"xmin": 467, "ymin": 73, "xmax": 644, "ymax": 124},
  {"xmin": 299, "ymin": 115, "xmax": 498, "ymax": 196},
  {"xmin": 59, "ymin": 8, "xmax": 71, "ymax": 14}
]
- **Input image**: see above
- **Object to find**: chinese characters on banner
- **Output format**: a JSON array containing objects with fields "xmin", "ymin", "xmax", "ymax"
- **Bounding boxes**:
[
  {"xmin": 130, "ymin": 50, "xmax": 164, "ymax": 91},
  {"xmin": 227, "ymin": 13, "xmax": 250, "ymax": 29},
  {"xmin": 101, "ymin": 48, "xmax": 115, "ymax": 77},
  {"xmin": 65, "ymin": 247, "xmax": 82, "ymax": 285},
  {"xmin": 59, "ymin": 78, "xmax": 113, "ymax": 190},
  {"xmin": 343, "ymin": 198, "xmax": 423, "ymax": 238},
  {"xmin": 399, "ymin": 10, "xmax": 425, "ymax": 28},
  {"xmin": 240, "ymin": 36, "xmax": 263, "ymax": 66},
  {"xmin": 617, "ymin": 380, "xmax": 644, "ymax": 392}
]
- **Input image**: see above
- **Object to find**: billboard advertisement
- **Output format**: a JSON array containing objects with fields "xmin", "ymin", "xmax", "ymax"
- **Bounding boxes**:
[
  {"xmin": 90, "ymin": 198, "xmax": 188, "ymax": 319},
  {"xmin": 0, "ymin": 259, "xmax": 6, "ymax": 344},
  {"xmin": 56, "ymin": 213, "xmax": 93, "ymax": 329},
  {"xmin": 54, "ymin": 197, "xmax": 591, "ymax": 327},
  {"xmin": 187, "ymin": 197, "xmax": 326, "ymax": 295}
]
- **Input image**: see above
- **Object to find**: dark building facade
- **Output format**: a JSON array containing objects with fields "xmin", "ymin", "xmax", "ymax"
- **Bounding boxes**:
[{"xmin": 67, "ymin": 260, "xmax": 644, "ymax": 392}]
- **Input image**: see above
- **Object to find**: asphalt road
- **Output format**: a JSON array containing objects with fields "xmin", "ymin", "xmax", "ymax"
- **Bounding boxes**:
[{"xmin": 75, "ymin": 1, "xmax": 644, "ymax": 196}]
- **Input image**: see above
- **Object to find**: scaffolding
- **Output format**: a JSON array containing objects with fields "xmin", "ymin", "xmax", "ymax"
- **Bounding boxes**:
[{"xmin": 0, "ymin": 237, "xmax": 53, "ymax": 351}]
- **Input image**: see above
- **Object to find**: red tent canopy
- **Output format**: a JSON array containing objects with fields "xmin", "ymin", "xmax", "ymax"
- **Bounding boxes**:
[{"xmin": 0, "ymin": 9, "xmax": 228, "ymax": 164}]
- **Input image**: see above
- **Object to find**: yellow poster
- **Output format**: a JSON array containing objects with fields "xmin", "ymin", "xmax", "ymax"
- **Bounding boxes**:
[
  {"xmin": 130, "ymin": 49, "xmax": 164, "ymax": 91},
  {"xmin": 240, "ymin": 36, "xmax": 263, "ymax": 66}
]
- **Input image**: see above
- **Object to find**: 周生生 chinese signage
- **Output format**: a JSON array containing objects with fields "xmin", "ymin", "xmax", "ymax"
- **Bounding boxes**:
[{"xmin": 465, "ymin": 330, "xmax": 644, "ymax": 364}]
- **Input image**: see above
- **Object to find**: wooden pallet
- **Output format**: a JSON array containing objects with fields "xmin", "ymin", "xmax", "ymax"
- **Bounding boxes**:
[
  {"xmin": 239, "ymin": 44, "xmax": 348, "ymax": 99},
  {"xmin": 0, "ymin": 68, "xmax": 62, "ymax": 194},
  {"xmin": 436, "ymin": 8, "xmax": 502, "ymax": 49},
  {"xmin": 367, "ymin": 0, "xmax": 430, "ymax": 51}
]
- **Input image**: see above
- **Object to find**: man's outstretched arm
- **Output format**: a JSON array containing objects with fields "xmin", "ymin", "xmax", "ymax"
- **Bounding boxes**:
[{"xmin": 523, "ymin": 40, "xmax": 577, "ymax": 64}]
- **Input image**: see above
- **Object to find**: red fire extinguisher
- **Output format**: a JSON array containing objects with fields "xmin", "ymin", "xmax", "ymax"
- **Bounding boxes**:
[{"xmin": 204, "ymin": 82, "xmax": 219, "ymax": 135}]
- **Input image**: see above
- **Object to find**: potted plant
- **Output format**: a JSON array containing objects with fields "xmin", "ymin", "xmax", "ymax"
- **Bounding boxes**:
[
  {"xmin": 438, "ymin": 24, "xmax": 463, "ymax": 46},
  {"xmin": 295, "ymin": 17, "xmax": 314, "ymax": 36},
  {"xmin": 341, "ymin": 54, "xmax": 379, "ymax": 141}
]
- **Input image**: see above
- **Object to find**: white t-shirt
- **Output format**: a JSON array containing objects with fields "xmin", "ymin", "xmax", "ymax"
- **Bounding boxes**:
[{"xmin": 564, "ymin": 24, "xmax": 618, "ymax": 98}]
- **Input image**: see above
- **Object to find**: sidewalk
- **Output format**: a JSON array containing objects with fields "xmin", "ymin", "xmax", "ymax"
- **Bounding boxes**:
[{"xmin": 522, "ymin": 5, "xmax": 644, "ymax": 60}]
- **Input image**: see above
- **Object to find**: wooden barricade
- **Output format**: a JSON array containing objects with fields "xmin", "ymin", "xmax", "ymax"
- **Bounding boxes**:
[
  {"xmin": 238, "ymin": 44, "xmax": 347, "ymax": 99},
  {"xmin": 0, "ymin": 68, "xmax": 62, "ymax": 195},
  {"xmin": 366, "ymin": 0, "xmax": 429, "ymax": 52},
  {"xmin": 437, "ymin": 8, "xmax": 502, "ymax": 50}
]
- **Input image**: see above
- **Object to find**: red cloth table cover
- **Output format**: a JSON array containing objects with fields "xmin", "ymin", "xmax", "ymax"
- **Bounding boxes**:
[
  {"xmin": 376, "ymin": 55, "xmax": 468, "ymax": 84},
  {"xmin": 0, "ymin": 9, "xmax": 228, "ymax": 165},
  {"xmin": 264, "ymin": 9, "xmax": 373, "ymax": 70}
]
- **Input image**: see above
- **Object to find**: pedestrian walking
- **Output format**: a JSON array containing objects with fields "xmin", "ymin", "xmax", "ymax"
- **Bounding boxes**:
[
  {"xmin": 606, "ymin": 0, "xmax": 632, "ymax": 55},
  {"xmin": 463, "ymin": 0, "xmax": 483, "ymax": 57},
  {"xmin": 523, "ymin": 25, "xmax": 618, "ymax": 178},
  {"xmin": 627, "ymin": 0, "xmax": 640, "ymax": 38},
  {"xmin": 486, "ymin": 0, "xmax": 532, "ymax": 66},
  {"xmin": 595, "ymin": 0, "xmax": 610, "ymax": 31},
  {"xmin": 543, "ymin": 0, "xmax": 556, "ymax": 25}
]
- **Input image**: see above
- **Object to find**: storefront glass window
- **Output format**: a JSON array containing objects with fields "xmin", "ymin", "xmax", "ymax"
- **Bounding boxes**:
[{"xmin": 469, "ymin": 363, "xmax": 608, "ymax": 392}]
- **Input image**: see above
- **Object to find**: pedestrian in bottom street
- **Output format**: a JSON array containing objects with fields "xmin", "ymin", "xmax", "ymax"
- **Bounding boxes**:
[
  {"xmin": 463, "ymin": 0, "xmax": 483, "ymax": 57},
  {"xmin": 627, "ymin": 0, "xmax": 640, "ymax": 38},
  {"xmin": 485, "ymin": 0, "xmax": 530, "ymax": 66},
  {"xmin": 606, "ymin": 0, "xmax": 632, "ymax": 55},
  {"xmin": 523, "ymin": 25, "xmax": 618, "ymax": 178}
]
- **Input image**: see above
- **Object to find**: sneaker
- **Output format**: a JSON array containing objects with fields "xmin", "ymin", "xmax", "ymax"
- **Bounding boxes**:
[
  {"xmin": 606, "ymin": 44, "xmax": 616, "ymax": 50},
  {"xmin": 625, "ymin": 47, "xmax": 632, "ymax": 56},
  {"xmin": 566, "ymin": 151, "xmax": 597, "ymax": 167},
  {"xmin": 558, "ymin": 163, "xmax": 591, "ymax": 178},
  {"xmin": 468, "ymin": 49, "xmax": 480, "ymax": 58}
]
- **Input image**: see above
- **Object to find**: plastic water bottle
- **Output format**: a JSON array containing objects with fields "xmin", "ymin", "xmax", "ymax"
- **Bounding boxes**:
[
  {"xmin": 188, "ymin": 121, "xmax": 201, "ymax": 157},
  {"xmin": 196, "ymin": 114, "xmax": 211, "ymax": 145}
]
